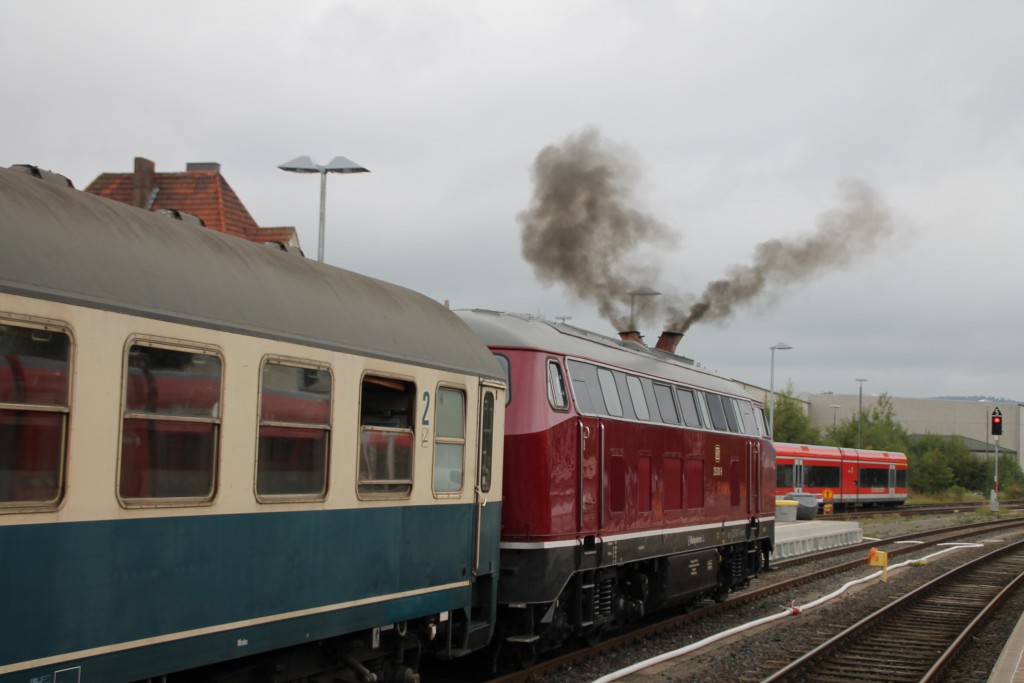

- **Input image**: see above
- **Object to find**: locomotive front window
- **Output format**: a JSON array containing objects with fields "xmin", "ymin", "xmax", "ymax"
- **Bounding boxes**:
[
  {"xmin": 358, "ymin": 375, "xmax": 415, "ymax": 497},
  {"xmin": 597, "ymin": 368, "xmax": 622, "ymax": 417},
  {"xmin": 119, "ymin": 343, "xmax": 221, "ymax": 502},
  {"xmin": 433, "ymin": 387, "xmax": 466, "ymax": 494},
  {"xmin": 256, "ymin": 361, "xmax": 331, "ymax": 500},
  {"xmin": 0, "ymin": 321, "xmax": 71, "ymax": 508},
  {"xmin": 722, "ymin": 397, "xmax": 742, "ymax": 432},
  {"xmin": 737, "ymin": 400, "xmax": 758, "ymax": 435}
]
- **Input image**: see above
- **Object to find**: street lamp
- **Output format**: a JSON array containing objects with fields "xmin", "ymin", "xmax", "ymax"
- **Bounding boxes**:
[
  {"xmin": 278, "ymin": 155, "xmax": 369, "ymax": 263},
  {"xmin": 768, "ymin": 342, "xmax": 793, "ymax": 438},
  {"xmin": 829, "ymin": 404, "xmax": 842, "ymax": 431},
  {"xmin": 628, "ymin": 287, "xmax": 660, "ymax": 331},
  {"xmin": 856, "ymin": 378, "xmax": 868, "ymax": 448}
]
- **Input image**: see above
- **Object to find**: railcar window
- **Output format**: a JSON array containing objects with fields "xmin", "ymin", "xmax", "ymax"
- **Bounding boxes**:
[
  {"xmin": 547, "ymin": 359, "xmax": 567, "ymax": 410},
  {"xmin": 686, "ymin": 458, "xmax": 704, "ymax": 508},
  {"xmin": 722, "ymin": 397, "xmax": 741, "ymax": 432},
  {"xmin": 777, "ymin": 463, "xmax": 795, "ymax": 488},
  {"xmin": 653, "ymin": 383, "xmax": 680, "ymax": 424},
  {"xmin": 597, "ymin": 368, "xmax": 623, "ymax": 417},
  {"xmin": 676, "ymin": 388, "xmax": 702, "ymax": 427},
  {"xmin": 895, "ymin": 469, "xmax": 907, "ymax": 488},
  {"xmin": 495, "ymin": 354, "xmax": 511, "ymax": 405},
  {"xmin": 626, "ymin": 376, "xmax": 650, "ymax": 421},
  {"xmin": 119, "ymin": 344, "xmax": 221, "ymax": 501},
  {"xmin": 858, "ymin": 467, "xmax": 889, "ymax": 488},
  {"xmin": 704, "ymin": 393, "xmax": 730, "ymax": 431},
  {"xmin": 0, "ymin": 322, "xmax": 70, "ymax": 508},
  {"xmin": 358, "ymin": 375, "xmax": 415, "ymax": 497},
  {"xmin": 434, "ymin": 387, "xmax": 466, "ymax": 494},
  {"xmin": 737, "ymin": 400, "xmax": 758, "ymax": 435},
  {"xmin": 256, "ymin": 361, "xmax": 331, "ymax": 499},
  {"xmin": 479, "ymin": 391, "xmax": 495, "ymax": 493},
  {"xmin": 804, "ymin": 465, "xmax": 841, "ymax": 488}
]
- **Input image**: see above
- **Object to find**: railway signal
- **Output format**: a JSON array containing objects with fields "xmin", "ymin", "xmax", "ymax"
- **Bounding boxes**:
[{"xmin": 991, "ymin": 407, "xmax": 1003, "ymax": 436}]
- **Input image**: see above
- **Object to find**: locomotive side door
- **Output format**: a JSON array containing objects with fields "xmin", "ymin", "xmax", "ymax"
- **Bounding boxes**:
[
  {"xmin": 576, "ymin": 414, "xmax": 602, "ymax": 533},
  {"xmin": 747, "ymin": 439, "xmax": 761, "ymax": 516}
]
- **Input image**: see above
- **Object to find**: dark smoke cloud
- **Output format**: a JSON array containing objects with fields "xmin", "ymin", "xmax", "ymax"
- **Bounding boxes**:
[
  {"xmin": 518, "ymin": 128, "xmax": 677, "ymax": 329},
  {"xmin": 520, "ymin": 128, "xmax": 897, "ymax": 337},
  {"xmin": 666, "ymin": 178, "xmax": 896, "ymax": 333}
]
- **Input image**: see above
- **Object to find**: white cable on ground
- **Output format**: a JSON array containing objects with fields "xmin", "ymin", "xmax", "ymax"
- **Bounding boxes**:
[{"xmin": 590, "ymin": 543, "xmax": 983, "ymax": 683}]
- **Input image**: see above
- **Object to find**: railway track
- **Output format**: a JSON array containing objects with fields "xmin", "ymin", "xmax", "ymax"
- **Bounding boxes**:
[
  {"xmin": 472, "ymin": 517, "xmax": 1024, "ymax": 683},
  {"xmin": 761, "ymin": 537, "xmax": 1024, "ymax": 683}
]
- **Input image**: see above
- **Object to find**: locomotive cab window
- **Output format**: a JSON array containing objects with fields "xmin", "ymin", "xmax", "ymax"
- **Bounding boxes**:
[
  {"xmin": 358, "ymin": 375, "xmax": 415, "ymax": 497},
  {"xmin": 676, "ymin": 387, "xmax": 702, "ymax": 428},
  {"xmin": 546, "ymin": 359, "xmax": 567, "ymax": 410},
  {"xmin": 433, "ymin": 387, "xmax": 466, "ymax": 494},
  {"xmin": 119, "ymin": 342, "xmax": 222, "ymax": 503},
  {"xmin": 256, "ymin": 360, "xmax": 331, "ymax": 500},
  {"xmin": 0, "ymin": 321, "xmax": 71, "ymax": 509}
]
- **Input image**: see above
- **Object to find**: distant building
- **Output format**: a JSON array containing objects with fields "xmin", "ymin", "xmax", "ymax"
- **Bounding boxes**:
[
  {"xmin": 86, "ymin": 157, "xmax": 301, "ymax": 250},
  {"xmin": 806, "ymin": 393, "xmax": 1020, "ymax": 464}
]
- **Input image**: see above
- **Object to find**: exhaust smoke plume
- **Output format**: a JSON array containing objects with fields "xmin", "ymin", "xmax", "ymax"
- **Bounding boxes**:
[
  {"xmin": 667, "ymin": 178, "xmax": 896, "ymax": 333},
  {"xmin": 519, "ymin": 128, "xmax": 897, "ymax": 338},
  {"xmin": 518, "ymin": 128, "xmax": 677, "ymax": 329}
]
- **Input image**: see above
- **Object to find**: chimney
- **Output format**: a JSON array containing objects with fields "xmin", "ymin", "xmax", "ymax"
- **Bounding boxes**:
[
  {"xmin": 618, "ymin": 330, "xmax": 643, "ymax": 345},
  {"xmin": 132, "ymin": 157, "xmax": 155, "ymax": 209},
  {"xmin": 186, "ymin": 162, "xmax": 221, "ymax": 172},
  {"xmin": 655, "ymin": 331, "xmax": 683, "ymax": 354}
]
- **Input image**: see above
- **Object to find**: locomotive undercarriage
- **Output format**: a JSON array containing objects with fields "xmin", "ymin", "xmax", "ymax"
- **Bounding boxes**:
[{"xmin": 498, "ymin": 535, "xmax": 772, "ymax": 665}]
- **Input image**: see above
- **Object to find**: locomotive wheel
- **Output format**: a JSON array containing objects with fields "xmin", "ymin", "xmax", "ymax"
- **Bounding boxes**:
[
  {"xmin": 582, "ymin": 624, "xmax": 604, "ymax": 647},
  {"xmin": 516, "ymin": 643, "xmax": 537, "ymax": 669}
]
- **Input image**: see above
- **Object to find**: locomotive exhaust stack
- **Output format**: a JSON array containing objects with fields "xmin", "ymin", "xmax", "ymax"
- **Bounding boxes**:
[
  {"xmin": 655, "ymin": 331, "xmax": 683, "ymax": 354},
  {"xmin": 618, "ymin": 330, "xmax": 644, "ymax": 345}
]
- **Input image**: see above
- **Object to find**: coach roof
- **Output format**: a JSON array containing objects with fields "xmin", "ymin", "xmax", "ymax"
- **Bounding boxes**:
[{"xmin": 0, "ymin": 166, "xmax": 502, "ymax": 380}]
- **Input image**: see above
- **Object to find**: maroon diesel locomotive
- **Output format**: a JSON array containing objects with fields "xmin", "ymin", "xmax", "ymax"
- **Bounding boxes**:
[{"xmin": 456, "ymin": 310, "xmax": 775, "ymax": 661}]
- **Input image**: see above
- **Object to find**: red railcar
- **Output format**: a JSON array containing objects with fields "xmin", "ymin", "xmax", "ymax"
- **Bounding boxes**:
[
  {"xmin": 457, "ymin": 310, "xmax": 775, "ymax": 659},
  {"xmin": 775, "ymin": 442, "xmax": 908, "ymax": 507}
]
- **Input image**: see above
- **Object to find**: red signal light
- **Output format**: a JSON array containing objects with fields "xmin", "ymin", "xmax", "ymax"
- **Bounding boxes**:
[{"xmin": 992, "ymin": 412, "xmax": 1003, "ymax": 436}]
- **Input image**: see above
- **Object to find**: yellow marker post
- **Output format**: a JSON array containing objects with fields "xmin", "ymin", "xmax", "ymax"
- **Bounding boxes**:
[{"xmin": 867, "ymin": 547, "xmax": 889, "ymax": 582}]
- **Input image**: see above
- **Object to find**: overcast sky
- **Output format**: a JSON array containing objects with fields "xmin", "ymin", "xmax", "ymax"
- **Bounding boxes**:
[{"xmin": 4, "ymin": 1, "xmax": 1022, "ymax": 401}]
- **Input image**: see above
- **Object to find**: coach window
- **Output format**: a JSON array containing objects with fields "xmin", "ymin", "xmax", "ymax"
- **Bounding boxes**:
[
  {"xmin": 704, "ymin": 393, "xmax": 730, "ymax": 432},
  {"xmin": 653, "ymin": 383, "xmax": 680, "ymax": 424},
  {"xmin": 434, "ymin": 387, "xmax": 466, "ymax": 494},
  {"xmin": 256, "ymin": 361, "xmax": 331, "ymax": 500},
  {"xmin": 119, "ymin": 343, "xmax": 221, "ymax": 502},
  {"xmin": 676, "ymin": 387, "xmax": 702, "ymax": 428},
  {"xmin": 547, "ymin": 359, "xmax": 568, "ymax": 410},
  {"xmin": 0, "ymin": 321, "xmax": 70, "ymax": 508},
  {"xmin": 358, "ymin": 375, "xmax": 415, "ymax": 497}
]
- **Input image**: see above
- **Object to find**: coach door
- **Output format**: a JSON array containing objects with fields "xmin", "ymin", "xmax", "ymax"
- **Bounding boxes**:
[
  {"xmin": 472, "ymin": 383, "xmax": 502, "ymax": 576},
  {"xmin": 793, "ymin": 459, "xmax": 805, "ymax": 493}
]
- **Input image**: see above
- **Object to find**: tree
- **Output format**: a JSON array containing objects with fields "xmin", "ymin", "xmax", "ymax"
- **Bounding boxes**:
[
  {"xmin": 771, "ymin": 383, "xmax": 822, "ymax": 444},
  {"xmin": 827, "ymin": 393, "xmax": 910, "ymax": 453}
]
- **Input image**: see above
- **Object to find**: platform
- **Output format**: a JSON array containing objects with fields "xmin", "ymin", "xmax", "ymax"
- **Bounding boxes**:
[
  {"xmin": 988, "ymin": 609, "xmax": 1024, "ymax": 683},
  {"xmin": 772, "ymin": 519, "xmax": 863, "ymax": 559}
]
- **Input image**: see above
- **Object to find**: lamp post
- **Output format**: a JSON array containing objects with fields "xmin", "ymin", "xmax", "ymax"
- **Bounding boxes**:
[
  {"xmin": 856, "ymin": 378, "xmax": 868, "ymax": 448},
  {"xmin": 278, "ymin": 155, "xmax": 369, "ymax": 263},
  {"xmin": 768, "ymin": 342, "xmax": 793, "ymax": 438},
  {"xmin": 829, "ymin": 404, "xmax": 842, "ymax": 431},
  {"xmin": 628, "ymin": 287, "xmax": 660, "ymax": 332}
]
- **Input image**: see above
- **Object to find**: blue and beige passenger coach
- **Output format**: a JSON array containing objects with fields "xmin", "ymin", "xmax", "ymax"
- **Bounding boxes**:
[{"xmin": 0, "ymin": 166, "xmax": 505, "ymax": 682}]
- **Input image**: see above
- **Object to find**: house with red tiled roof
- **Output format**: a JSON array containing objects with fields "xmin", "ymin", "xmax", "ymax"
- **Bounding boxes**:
[{"xmin": 86, "ymin": 157, "xmax": 301, "ymax": 250}]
